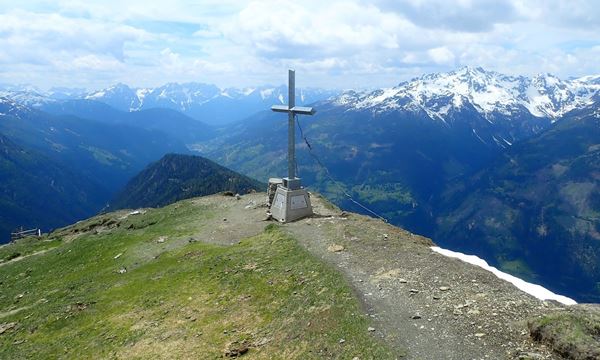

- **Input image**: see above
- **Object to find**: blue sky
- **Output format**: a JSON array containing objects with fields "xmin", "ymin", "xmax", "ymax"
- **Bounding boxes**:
[{"xmin": 0, "ymin": 0, "xmax": 599, "ymax": 90}]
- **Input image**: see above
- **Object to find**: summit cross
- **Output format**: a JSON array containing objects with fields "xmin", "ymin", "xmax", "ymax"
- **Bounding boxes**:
[{"xmin": 271, "ymin": 69, "xmax": 316, "ymax": 189}]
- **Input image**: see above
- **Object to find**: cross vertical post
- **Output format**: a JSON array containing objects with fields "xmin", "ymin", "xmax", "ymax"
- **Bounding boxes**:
[
  {"xmin": 268, "ymin": 69, "xmax": 316, "ymax": 222},
  {"xmin": 271, "ymin": 69, "xmax": 316, "ymax": 190},
  {"xmin": 288, "ymin": 69, "xmax": 295, "ymax": 180}
]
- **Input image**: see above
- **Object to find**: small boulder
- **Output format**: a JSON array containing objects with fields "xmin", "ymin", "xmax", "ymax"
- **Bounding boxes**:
[
  {"xmin": 327, "ymin": 244, "xmax": 344, "ymax": 253},
  {"xmin": 224, "ymin": 340, "xmax": 249, "ymax": 357},
  {"xmin": 0, "ymin": 322, "xmax": 17, "ymax": 335}
]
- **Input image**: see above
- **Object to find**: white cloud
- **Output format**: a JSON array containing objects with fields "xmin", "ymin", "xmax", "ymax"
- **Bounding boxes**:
[
  {"xmin": 70, "ymin": 55, "xmax": 124, "ymax": 71},
  {"xmin": 0, "ymin": 1, "xmax": 599, "ymax": 90},
  {"xmin": 0, "ymin": 10, "xmax": 146, "ymax": 60},
  {"xmin": 221, "ymin": 1, "xmax": 407, "ymax": 58},
  {"xmin": 428, "ymin": 47, "xmax": 456, "ymax": 65}
]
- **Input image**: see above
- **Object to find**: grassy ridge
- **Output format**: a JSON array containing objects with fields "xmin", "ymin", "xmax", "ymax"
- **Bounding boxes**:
[
  {"xmin": 528, "ymin": 306, "xmax": 600, "ymax": 359},
  {"xmin": 0, "ymin": 200, "xmax": 393, "ymax": 359}
]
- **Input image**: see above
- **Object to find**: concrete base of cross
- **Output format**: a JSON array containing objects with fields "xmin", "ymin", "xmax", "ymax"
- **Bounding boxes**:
[{"xmin": 269, "ymin": 185, "xmax": 313, "ymax": 223}]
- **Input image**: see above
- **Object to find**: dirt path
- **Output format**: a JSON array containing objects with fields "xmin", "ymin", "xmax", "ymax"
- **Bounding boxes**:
[
  {"xmin": 188, "ymin": 192, "xmax": 270, "ymax": 245},
  {"xmin": 0, "ymin": 249, "xmax": 53, "ymax": 268},
  {"xmin": 282, "ymin": 195, "xmax": 562, "ymax": 360},
  {"xmin": 195, "ymin": 192, "xmax": 563, "ymax": 358}
]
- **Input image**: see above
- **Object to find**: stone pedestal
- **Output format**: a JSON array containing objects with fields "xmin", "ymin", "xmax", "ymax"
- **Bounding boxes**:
[
  {"xmin": 267, "ymin": 178, "xmax": 283, "ymax": 206},
  {"xmin": 270, "ymin": 185, "xmax": 313, "ymax": 223}
]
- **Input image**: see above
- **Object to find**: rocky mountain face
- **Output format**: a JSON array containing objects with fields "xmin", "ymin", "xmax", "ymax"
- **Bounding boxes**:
[
  {"xmin": 335, "ymin": 67, "xmax": 599, "ymax": 148},
  {"xmin": 111, "ymin": 153, "xmax": 264, "ymax": 209}
]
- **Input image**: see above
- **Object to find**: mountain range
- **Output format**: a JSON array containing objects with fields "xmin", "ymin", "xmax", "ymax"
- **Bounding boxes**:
[
  {"xmin": 0, "ymin": 83, "xmax": 339, "ymax": 126},
  {"xmin": 337, "ymin": 67, "xmax": 600, "ymax": 119},
  {"xmin": 1, "ymin": 66, "xmax": 599, "ymax": 302}
]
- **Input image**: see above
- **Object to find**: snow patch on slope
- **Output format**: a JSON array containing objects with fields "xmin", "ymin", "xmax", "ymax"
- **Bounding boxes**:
[{"xmin": 431, "ymin": 246, "xmax": 577, "ymax": 305}]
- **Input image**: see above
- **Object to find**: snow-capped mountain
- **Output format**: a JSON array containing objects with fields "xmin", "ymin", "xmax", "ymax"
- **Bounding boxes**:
[
  {"xmin": 84, "ymin": 83, "xmax": 339, "ymax": 125},
  {"xmin": 2, "ymin": 67, "xmax": 598, "ymax": 127},
  {"xmin": 0, "ymin": 90, "xmax": 54, "ymax": 108},
  {"xmin": 333, "ymin": 67, "xmax": 600, "ymax": 121},
  {"xmin": 86, "ymin": 83, "xmax": 143, "ymax": 111},
  {"xmin": 0, "ymin": 96, "xmax": 36, "ymax": 118},
  {"xmin": 0, "ymin": 82, "xmax": 339, "ymax": 125},
  {"xmin": 0, "ymin": 85, "xmax": 85, "ymax": 108}
]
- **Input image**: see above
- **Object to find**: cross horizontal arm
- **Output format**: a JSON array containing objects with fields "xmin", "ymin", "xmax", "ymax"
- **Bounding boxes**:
[
  {"xmin": 271, "ymin": 105, "xmax": 289, "ymax": 113},
  {"xmin": 291, "ymin": 106, "xmax": 316, "ymax": 115},
  {"xmin": 271, "ymin": 105, "xmax": 316, "ymax": 115}
]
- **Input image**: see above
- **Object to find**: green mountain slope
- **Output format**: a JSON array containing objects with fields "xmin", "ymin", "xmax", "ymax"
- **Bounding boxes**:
[
  {"xmin": 435, "ymin": 103, "xmax": 600, "ymax": 302},
  {"xmin": 0, "ymin": 98, "xmax": 190, "ymax": 193},
  {"xmin": 41, "ymin": 100, "xmax": 214, "ymax": 143},
  {"xmin": 198, "ymin": 103, "xmax": 509, "ymax": 236},
  {"xmin": 0, "ymin": 134, "xmax": 108, "ymax": 243},
  {"xmin": 0, "ymin": 195, "xmax": 392, "ymax": 359},
  {"xmin": 112, "ymin": 154, "xmax": 264, "ymax": 209}
]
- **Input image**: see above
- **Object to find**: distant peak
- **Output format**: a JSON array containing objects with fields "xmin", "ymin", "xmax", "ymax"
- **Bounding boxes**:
[
  {"xmin": 109, "ymin": 83, "xmax": 132, "ymax": 90},
  {"xmin": 533, "ymin": 72, "xmax": 559, "ymax": 80},
  {"xmin": 457, "ymin": 65, "xmax": 487, "ymax": 73}
]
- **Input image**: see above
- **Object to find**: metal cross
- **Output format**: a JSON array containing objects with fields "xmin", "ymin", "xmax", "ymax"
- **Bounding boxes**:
[{"xmin": 271, "ymin": 69, "xmax": 316, "ymax": 183}]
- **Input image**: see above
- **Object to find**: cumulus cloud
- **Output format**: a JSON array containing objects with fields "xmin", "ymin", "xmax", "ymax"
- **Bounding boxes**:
[
  {"xmin": 428, "ymin": 47, "xmax": 456, "ymax": 65},
  {"xmin": 0, "ymin": 0, "xmax": 599, "ymax": 90},
  {"xmin": 221, "ymin": 1, "xmax": 407, "ymax": 59},
  {"xmin": 0, "ymin": 10, "xmax": 146, "ymax": 60}
]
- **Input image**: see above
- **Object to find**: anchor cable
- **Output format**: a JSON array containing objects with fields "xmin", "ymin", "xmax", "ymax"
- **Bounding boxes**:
[{"xmin": 295, "ymin": 114, "xmax": 389, "ymax": 223}]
